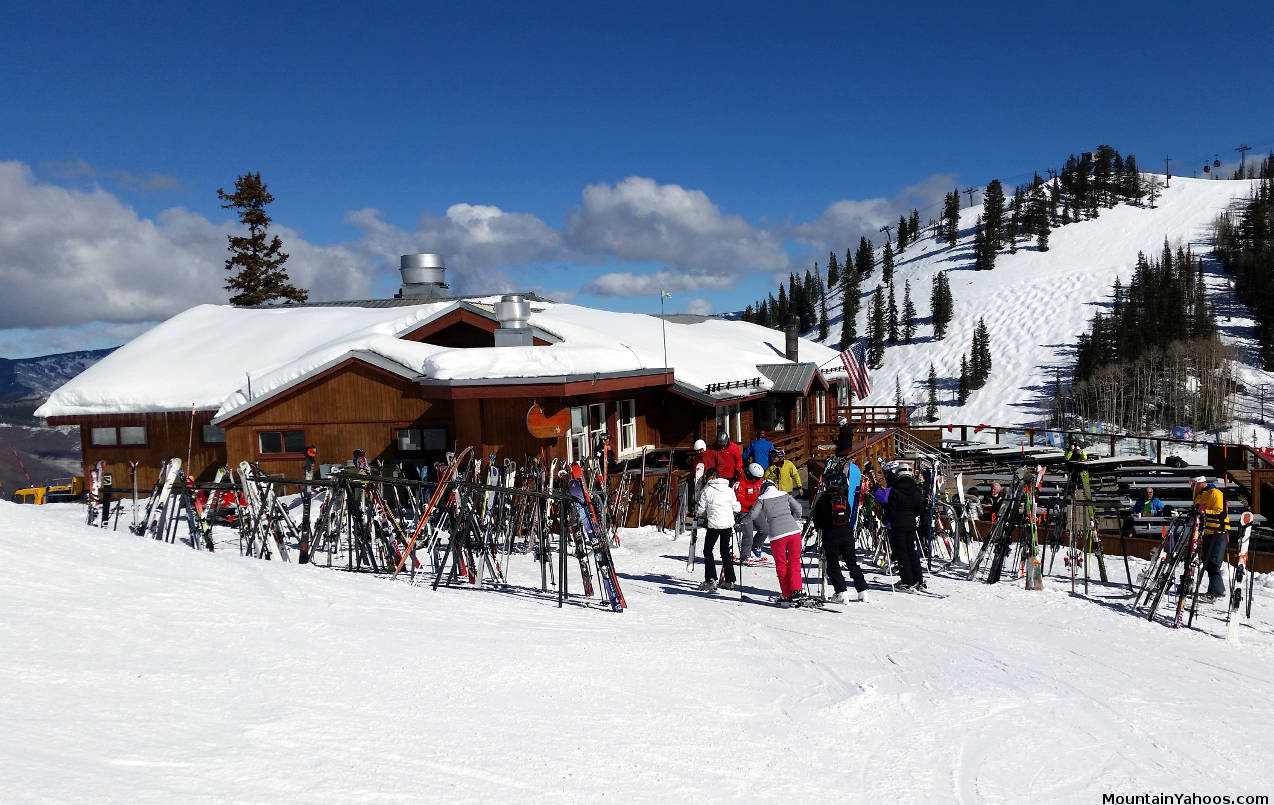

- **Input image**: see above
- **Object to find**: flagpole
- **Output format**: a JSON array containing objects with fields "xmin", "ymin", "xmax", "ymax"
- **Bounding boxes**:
[{"xmin": 660, "ymin": 290, "xmax": 671, "ymax": 371}]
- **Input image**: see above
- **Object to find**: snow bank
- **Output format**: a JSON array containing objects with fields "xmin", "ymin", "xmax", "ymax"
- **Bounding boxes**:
[{"xmin": 3, "ymin": 500, "xmax": 1272, "ymax": 803}]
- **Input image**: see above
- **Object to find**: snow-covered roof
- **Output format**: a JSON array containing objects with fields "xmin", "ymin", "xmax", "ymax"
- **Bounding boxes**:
[{"xmin": 36, "ymin": 298, "xmax": 843, "ymax": 421}]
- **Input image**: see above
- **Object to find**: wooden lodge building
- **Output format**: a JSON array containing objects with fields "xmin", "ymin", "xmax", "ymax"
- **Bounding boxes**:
[{"xmin": 37, "ymin": 254, "xmax": 881, "ymax": 489}]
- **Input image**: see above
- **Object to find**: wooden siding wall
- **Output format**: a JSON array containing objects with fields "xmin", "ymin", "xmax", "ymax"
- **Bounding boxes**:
[
  {"xmin": 76, "ymin": 410, "xmax": 227, "ymax": 490},
  {"xmin": 227, "ymin": 363, "xmax": 452, "ymax": 477}
]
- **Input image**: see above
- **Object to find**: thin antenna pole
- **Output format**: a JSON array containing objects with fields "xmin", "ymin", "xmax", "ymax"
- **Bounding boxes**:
[{"xmin": 659, "ymin": 290, "xmax": 671, "ymax": 370}]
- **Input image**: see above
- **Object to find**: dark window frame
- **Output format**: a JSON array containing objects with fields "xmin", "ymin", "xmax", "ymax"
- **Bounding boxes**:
[
  {"xmin": 256, "ymin": 429, "xmax": 307, "ymax": 458},
  {"xmin": 89, "ymin": 425, "xmax": 148, "ymax": 447}
]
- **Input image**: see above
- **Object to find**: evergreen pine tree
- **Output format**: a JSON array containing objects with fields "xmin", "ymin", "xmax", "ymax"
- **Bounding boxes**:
[
  {"xmin": 827, "ymin": 251, "xmax": 840, "ymax": 288},
  {"xmin": 931, "ymin": 271, "xmax": 953, "ymax": 340},
  {"xmin": 887, "ymin": 280, "xmax": 899, "ymax": 343},
  {"xmin": 902, "ymin": 280, "xmax": 916, "ymax": 343},
  {"xmin": 958, "ymin": 354, "xmax": 970, "ymax": 405},
  {"xmin": 926, "ymin": 364, "xmax": 939, "ymax": 421},
  {"xmin": 896, "ymin": 214, "xmax": 909, "ymax": 251},
  {"xmin": 973, "ymin": 217, "xmax": 988, "ymax": 270},
  {"xmin": 818, "ymin": 292, "xmax": 829, "ymax": 340},
  {"xmin": 218, "ymin": 172, "xmax": 308, "ymax": 306},
  {"xmin": 881, "ymin": 241, "xmax": 895, "ymax": 285},
  {"xmin": 983, "ymin": 179, "xmax": 1005, "ymax": 251},
  {"xmin": 943, "ymin": 189, "xmax": 961, "ymax": 246},
  {"xmin": 867, "ymin": 285, "xmax": 886, "ymax": 368},
  {"xmin": 909, "ymin": 208, "xmax": 921, "ymax": 242},
  {"xmin": 855, "ymin": 236, "xmax": 876, "ymax": 280},
  {"xmin": 895, "ymin": 375, "xmax": 903, "ymax": 406}
]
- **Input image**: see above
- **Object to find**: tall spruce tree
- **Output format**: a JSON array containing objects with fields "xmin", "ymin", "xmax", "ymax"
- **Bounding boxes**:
[
  {"xmin": 881, "ymin": 241, "xmax": 895, "ymax": 285},
  {"xmin": 896, "ymin": 214, "xmax": 909, "ymax": 251},
  {"xmin": 926, "ymin": 364, "xmax": 939, "ymax": 421},
  {"xmin": 931, "ymin": 271, "xmax": 953, "ymax": 340},
  {"xmin": 958, "ymin": 355, "xmax": 970, "ymax": 405},
  {"xmin": 867, "ymin": 285, "xmax": 886, "ymax": 368},
  {"xmin": 827, "ymin": 251, "xmax": 840, "ymax": 289},
  {"xmin": 218, "ymin": 172, "xmax": 308, "ymax": 306},
  {"xmin": 902, "ymin": 280, "xmax": 916, "ymax": 343},
  {"xmin": 887, "ymin": 280, "xmax": 899, "ymax": 343},
  {"xmin": 943, "ymin": 189, "xmax": 961, "ymax": 246},
  {"xmin": 855, "ymin": 236, "xmax": 876, "ymax": 280},
  {"xmin": 983, "ymin": 179, "xmax": 1005, "ymax": 251}
]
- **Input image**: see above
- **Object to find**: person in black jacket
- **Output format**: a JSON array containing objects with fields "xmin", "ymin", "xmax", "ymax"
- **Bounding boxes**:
[
  {"xmin": 812, "ymin": 469, "xmax": 869, "ymax": 603},
  {"xmin": 884, "ymin": 464, "xmax": 927, "ymax": 591},
  {"xmin": 834, "ymin": 416, "xmax": 854, "ymax": 457}
]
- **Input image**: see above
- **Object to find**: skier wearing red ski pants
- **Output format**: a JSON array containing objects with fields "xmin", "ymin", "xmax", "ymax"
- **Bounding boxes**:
[{"xmin": 750, "ymin": 481, "xmax": 805, "ymax": 601}]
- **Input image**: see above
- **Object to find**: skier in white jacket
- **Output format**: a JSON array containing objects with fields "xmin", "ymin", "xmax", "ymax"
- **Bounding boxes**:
[{"xmin": 695, "ymin": 469, "xmax": 741, "ymax": 592}]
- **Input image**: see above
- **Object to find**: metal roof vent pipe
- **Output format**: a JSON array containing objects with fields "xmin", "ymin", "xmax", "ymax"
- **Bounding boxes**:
[
  {"xmin": 785, "ymin": 315, "xmax": 799, "ymax": 363},
  {"xmin": 494, "ymin": 294, "xmax": 534, "ymax": 347},
  {"xmin": 396, "ymin": 253, "xmax": 448, "ymax": 299}
]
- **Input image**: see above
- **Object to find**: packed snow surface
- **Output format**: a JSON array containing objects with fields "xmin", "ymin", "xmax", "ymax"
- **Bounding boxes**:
[{"xmin": 3, "ymin": 500, "xmax": 1272, "ymax": 804}]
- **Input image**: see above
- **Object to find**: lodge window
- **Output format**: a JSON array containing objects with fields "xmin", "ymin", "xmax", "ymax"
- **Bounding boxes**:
[
  {"xmin": 715, "ymin": 404, "xmax": 741, "ymax": 443},
  {"xmin": 568, "ymin": 406, "xmax": 589, "ymax": 463},
  {"xmin": 836, "ymin": 382, "xmax": 849, "ymax": 407},
  {"xmin": 396, "ymin": 427, "xmax": 447, "ymax": 452},
  {"xmin": 588, "ymin": 403, "xmax": 607, "ymax": 450},
  {"xmin": 90, "ymin": 425, "xmax": 147, "ymax": 447},
  {"xmin": 202, "ymin": 424, "xmax": 227, "ymax": 444},
  {"xmin": 813, "ymin": 391, "xmax": 827, "ymax": 424},
  {"xmin": 795, "ymin": 398, "xmax": 805, "ymax": 425},
  {"xmin": 258, "ymin": 429, "xmax": 306, "ymax": 455},
  {"xmin": 618, "ymin": 399, "xmax": 637, "ymax": 452}
]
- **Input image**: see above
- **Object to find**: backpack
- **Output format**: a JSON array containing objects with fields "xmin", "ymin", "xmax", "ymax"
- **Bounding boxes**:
[{"xmin": 828, "ymin": 490, "xmax": 851, "ymax": 528}]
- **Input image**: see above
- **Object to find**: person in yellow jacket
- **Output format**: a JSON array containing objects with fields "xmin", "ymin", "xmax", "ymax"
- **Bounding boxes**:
[
  {"xmin": 1191, "ymin": 475, "xmax": 1230, "ymax": 602},
  {"xmin": 764, "ymin": 448, "xmax": 804, "ymax": 497}
]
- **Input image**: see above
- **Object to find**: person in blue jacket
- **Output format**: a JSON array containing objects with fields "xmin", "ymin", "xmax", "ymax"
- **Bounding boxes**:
[
  {"xmin": 1136, "ymin": 487, "xmax": 1164, "ymax": 516},
  {"xmin": 743, "ymin": 430, "xmax": 775, "ymax": 470}
]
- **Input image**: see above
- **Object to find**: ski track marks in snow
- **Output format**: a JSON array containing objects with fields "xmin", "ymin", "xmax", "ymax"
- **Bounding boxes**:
[{"xmin": 3, "ymin": 502, "xmax": 1274, "ymax": 804}]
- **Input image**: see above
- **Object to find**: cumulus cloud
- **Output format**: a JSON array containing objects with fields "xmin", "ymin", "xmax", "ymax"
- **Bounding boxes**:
[
  {"xmin": 581, "ymin": 269, "xmax": 737, "ymax": 298},
  {"xmin": 791, "ymin": 173, "xmax": 955, "ymax": 251},
  {"xmin": 0, "ymin": 160, "xmax": 965, "ymax": 354},
  {"xmin": 684, "ymin": 298, "xmax": 713, "ymax": 315},
  {"xmin": 42, "ymin": 158, "xmax": 183, "ymax": 192},
  {"xmin": 564, "ymin": 176, "xmax": 788, "ymax": 279}
]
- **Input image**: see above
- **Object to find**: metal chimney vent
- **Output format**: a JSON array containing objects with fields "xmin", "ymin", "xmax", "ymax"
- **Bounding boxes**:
[
  {"xmin": 494, "ymin": 294, "xmax": 534, "ymax": 347},
  {"xmin": 397, "ymin": 253, "xmax": 448, "ymax": 299}
]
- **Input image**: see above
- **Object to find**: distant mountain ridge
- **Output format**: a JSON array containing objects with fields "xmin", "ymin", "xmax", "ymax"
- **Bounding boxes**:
[{"xmin": 0, "ymin": 348, "xmax": 117, "ymax": 404}]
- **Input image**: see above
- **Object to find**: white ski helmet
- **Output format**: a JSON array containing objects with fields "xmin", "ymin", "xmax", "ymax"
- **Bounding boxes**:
[
  {"xmin": 746, "ymin": 462, "xmax": 765, "ymax": 480},
  {"xmin": 693, "ymin": 439, "xmax": 707, "ymax": 451},
  {"xmin": 894, "ymin": 463, "xmax": 914, "ymax": 477}
]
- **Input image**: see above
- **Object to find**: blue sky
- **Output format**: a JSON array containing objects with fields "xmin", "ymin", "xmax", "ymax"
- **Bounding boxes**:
[{"xmin": 1, "ymin": 0, "xmax": 1271, "ymax": 357}]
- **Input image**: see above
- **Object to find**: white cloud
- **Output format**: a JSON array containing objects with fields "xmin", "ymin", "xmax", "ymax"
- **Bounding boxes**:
[
  {"xmin": 791, "ymin": 173, "xmax": 955, "ymax": 251},
  {"xmin": 684, "ymin": 298, "xmax": 713, "ymax": 315},
  {"xmin": 42, "ymin": 158, "xmax": 183, "ymax": 192},
  {"xmin": 564, "ymin": 176, "xmax": 788, "ymax": 279},
  {"xmin": 581, "ymin": 270, "xmax": 737, "ymax": 298}
]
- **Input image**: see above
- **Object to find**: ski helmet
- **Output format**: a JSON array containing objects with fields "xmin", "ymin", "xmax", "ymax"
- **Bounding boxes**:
[
  {"xmin": 693, "ymin": 439, "xmax": 707, "ymax": 451},
  {"xmin": 716, "ymin": 430, "xmax": 729, "ymax": 447},
  {"xmin": 746, "ymin": 462, "xmax": 764, "ymax": 480},
  {"xmin": 894, "ymin": 463, "xmax": 913, "ymax": 477}
]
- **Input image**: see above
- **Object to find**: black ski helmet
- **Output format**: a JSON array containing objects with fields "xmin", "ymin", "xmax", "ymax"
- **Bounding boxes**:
[{"xmin": 715, "ymin": 430, "xmax": 729, "ymax": 447}]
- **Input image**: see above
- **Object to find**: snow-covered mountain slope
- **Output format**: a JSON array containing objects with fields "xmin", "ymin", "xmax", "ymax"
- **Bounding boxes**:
[
  {"xmin": 0, "ymin": 347, "xmax": 116, "ymax": 403},
  {"xmin": 820, "ymin": 176, "xmax": 1264, "ymax": 438},
  {"xmin": 4, "ymin": 500, "xmax": 1273, "ymax": 803}
]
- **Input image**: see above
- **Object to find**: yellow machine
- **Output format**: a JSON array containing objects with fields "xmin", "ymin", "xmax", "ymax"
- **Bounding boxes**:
[{"xmin": 12, "ymin": 476, "xmax": 84, "ymax": 504}]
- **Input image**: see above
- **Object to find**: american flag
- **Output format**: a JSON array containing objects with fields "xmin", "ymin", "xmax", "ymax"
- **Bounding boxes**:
[{"xmin": 839, "ymin": 338, "xmax": 871, "ymax": 400}]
